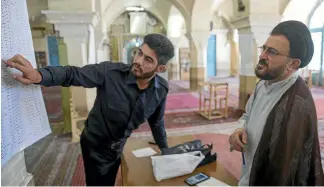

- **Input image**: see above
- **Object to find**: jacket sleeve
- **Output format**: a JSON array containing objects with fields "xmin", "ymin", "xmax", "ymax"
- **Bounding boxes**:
[
  {"xmin": 147, "ymin": 97, "xmax": 168, "ymax": 149},
  {"xmin": 37, "ymin": 61, "xmax": 111, "ymax": 88}
]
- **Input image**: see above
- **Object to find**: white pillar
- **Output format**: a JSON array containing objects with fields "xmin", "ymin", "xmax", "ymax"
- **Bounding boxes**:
[
  {"xmin": 88, "ymin": 24, "xmax": 97, "ymax": 64},
  {"xmin": 97, "ymin": 24, "xmax": 110, "ymax": 62},
  {"xmin": 231, "ymin": 7, "xmax": 282, "ymax": 109},
  {"xmin": 167, "ymin": 37, "xmax": 181, "ymax": 81},
  {"xmin": 191, "ymin": 30, "xmax": 210, "ymax": 81},
  {"xmin": 211, "ymin": 29, "xmax": 231, "ymax": 77},
  {"xmin": 42, "ymin": 10, "xmax": 100, "ymax": 113},
  {"xmin": 237, "ymin": 27, "xmax": 256, "ymax": 76}
]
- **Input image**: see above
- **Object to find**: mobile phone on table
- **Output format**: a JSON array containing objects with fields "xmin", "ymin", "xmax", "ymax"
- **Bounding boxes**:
[{"xmin": 185, "ymin": 172, "xmax": 210, "ymax": 186}]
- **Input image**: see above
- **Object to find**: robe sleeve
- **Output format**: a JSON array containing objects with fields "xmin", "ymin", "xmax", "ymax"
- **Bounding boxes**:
[{"xmin": 237, "ymin": 92, "xmax": 254, "ymax": 129}]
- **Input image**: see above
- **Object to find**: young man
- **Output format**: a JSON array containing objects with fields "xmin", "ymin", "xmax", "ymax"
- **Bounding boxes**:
[
  {"xmin": 4, "ymin": 33, "xmax": 175, "ymax": 186},
  {"xmin": 229, "ymin": 20, "xmax": 324, "ymax": 185}
]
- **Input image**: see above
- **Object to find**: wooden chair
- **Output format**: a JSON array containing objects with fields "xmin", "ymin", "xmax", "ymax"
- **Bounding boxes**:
[
  {"xmin": 198, "ymin": 82, "xmax": 229, "ymax": 120},
  {"xmin": 70, "ymin": 93, "xmax": 87, "ymax": 142},
  {"xmin": 301, "ymin": 69, "xmax": 313, "ymax": 88}
]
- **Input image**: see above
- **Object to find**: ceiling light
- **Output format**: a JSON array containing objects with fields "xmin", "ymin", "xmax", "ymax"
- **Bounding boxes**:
[{"xmin": 126, "ymin": 6, "xmax": 145, "ymax": 11}]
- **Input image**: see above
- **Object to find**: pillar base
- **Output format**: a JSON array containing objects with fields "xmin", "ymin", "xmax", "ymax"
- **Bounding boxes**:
[
  {"xmin": 71, "ymin": 87, "xmax": 88, "ymax": 114},
  {"xmin": 189, "ymin": 67, "xmax": 205, "ymax": 90},
  {"xmin": 1, "ymin": 151, "xmax": 34, "ymax": 186},
  {"xmin": 239, "ymin": 75, "xmax": 258, "ymax": 110}
]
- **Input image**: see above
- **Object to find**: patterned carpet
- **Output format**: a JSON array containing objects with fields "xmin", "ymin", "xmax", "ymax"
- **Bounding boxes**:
[
  {"xmin": 25, "ymin": 119, "xmax": 324, "ymax": 186},
  {"xmin": 41, "ymin": 86, "xmax": 64, "ymax": 123},
  {"xmin": 134, "ymin": 108, "xmax": 242, "ymax": 133},
  {"xmin": 71, "ymin": 120, "xmax": 324, "ymax": 186},
  {"xmin": 24, "ymin": 133, "xmax": 80, "ymax": 186},
  {"xmin": 23, "ymin": 78, "xmax": 324, "ymax": 186},
  {"xmin": 165, "ymin": 91, "xmax": 239, "ymax": 114}
]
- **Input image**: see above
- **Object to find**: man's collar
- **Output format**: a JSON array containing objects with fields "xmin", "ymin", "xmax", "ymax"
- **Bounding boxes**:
[
  {"xmin": 264, "ymin": 71, "xmax": 299, "ymax": 93},
  {"xmin": 126, "ymin": 72, "xmax": 160, "ymax": 88}
]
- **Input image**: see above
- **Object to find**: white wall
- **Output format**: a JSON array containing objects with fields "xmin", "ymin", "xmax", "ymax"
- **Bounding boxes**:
[
  {"xmin": 48, "ymin": 0, "xmax": 93, "ymax": 11},
  {"xmin": 167, "ymin": 5, "xmax": 185, "ymax": 38},
  {"xmin": 282, "ymin": 0, "xmax": 320, "ymax": 24},
  {"xmin": 215, "ymin": 31, "xmax": 230, "ymax": 77}
]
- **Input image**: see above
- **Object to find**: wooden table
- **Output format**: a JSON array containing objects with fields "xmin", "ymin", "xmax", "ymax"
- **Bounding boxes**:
[{"xmin": 121, "ymin": 135, "xmax": 238, "ymax": 186}]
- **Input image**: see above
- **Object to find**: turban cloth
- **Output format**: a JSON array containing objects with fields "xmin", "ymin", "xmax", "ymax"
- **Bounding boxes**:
[{"xmin": 270, "ymin": 20, "xmax": 314, "ymax": 68}]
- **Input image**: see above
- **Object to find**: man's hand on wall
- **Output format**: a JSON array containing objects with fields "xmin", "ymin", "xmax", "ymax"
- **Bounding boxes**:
[{"xmin": 2, "ymin": 54, "xmax": 42, "ymax": 85}]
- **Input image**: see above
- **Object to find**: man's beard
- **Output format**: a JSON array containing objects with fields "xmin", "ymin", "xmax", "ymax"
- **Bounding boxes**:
[
  {"xmin": 255, "ymin": 59, "xmax": 286, "ymax": 80},
  {"xmin": 130, "ymin": 64, "xmax": 157, "ymax": 79}
]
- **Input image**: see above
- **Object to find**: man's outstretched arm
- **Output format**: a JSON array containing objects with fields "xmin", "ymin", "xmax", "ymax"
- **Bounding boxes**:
[
  {"xmin": 37, "ymin": 62, "xmax": 107, "ymax": 88},
  {"xmin": 147, "ymin": 98, "xmax": 168, "ymax": 149},
  {"xmin": 3, "ymin": 54, "xmax": 108, "ymax": 88}
]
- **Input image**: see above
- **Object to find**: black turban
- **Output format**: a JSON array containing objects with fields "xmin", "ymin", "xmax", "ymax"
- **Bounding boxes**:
[{"xmin": 270, "ymin": 20, "xmax": 314, "ymax": 68}]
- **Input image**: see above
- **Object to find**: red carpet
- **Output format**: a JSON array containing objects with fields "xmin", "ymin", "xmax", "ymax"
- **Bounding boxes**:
[
  {"xmin": 41, "ymin": 86, "xmax": 64, "ymax": 123},
  {"xmin": 134, "ymin": 108, "xmax": 242, "ymax": 133},
  {"xmin": 165, "ymin": 93, "xmax": 200, "ymax": 111},
  {"xmin": 316, "ymin": 98, "xmax": 324, "ymax": 120},
  {"xmin": 71, "ymin": 127, "xmax": 324, "ymax": 186},
  {"xmin": 165, "ymin": 92, "xmax": 239, "ymax": 113},
  {"xmin": 71, "ymin": 133, "xmax": 241, "ymax": 186}
]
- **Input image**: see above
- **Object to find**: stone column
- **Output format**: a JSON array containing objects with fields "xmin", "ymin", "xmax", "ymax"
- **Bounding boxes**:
[
  {"xmin": 86, "ymin": 24, "xmax": 97, "ymax": 112},
  {"xmin": 238, "ymin": 27, "xmax": 259, "ymax": 110},
  {"xmin": 168, "ymin": 37, "xmax": 181, "ymax": 81},
  {"xmin": 228, "ymin": 30, "xmax": 239, "ymax": 77},
  {"xmin": 231, "ymin": 17, "xmax": 258, "ymax": 110},
  {"xmin": 231, "ymin": 9, "xmax": 281, "ymax": 110},
  {"xmin": 189, "ymin": 31, "xmax": 210, "ymax": 90},
  {"xmin": 211, "ymin": 29, "xmax": 231, "ymax": 77},
  {"xmin": 42, "ymin": 10, "xmax": 99, "ymax": 114},
  {"xmin": 97, "ymin": 25, "xmax": 111, "ymax": 62},
  {"xmin": 1, "ymin": 152, "xmax": 34, "ymax": 186}
]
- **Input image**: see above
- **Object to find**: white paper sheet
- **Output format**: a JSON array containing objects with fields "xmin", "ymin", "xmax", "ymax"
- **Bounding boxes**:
[
  {"xmin": 1, "ymin": 0, "xmax": 51, "ymax": 166},
  {"xmin": 197, "ymin": 177, "xmax": 230, "ymax": 186},
  {"xmin": 132, "ymin": 147, "xmax": 157, "ymax": 157}
]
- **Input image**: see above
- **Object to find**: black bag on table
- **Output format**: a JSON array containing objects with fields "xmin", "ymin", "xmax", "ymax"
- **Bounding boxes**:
[{"xmin": 161, "ymin": 140, "xmax": 217, "ymax": 167}]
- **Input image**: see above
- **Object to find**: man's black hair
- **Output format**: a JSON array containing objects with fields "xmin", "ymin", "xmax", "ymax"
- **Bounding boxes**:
[{"xmin": 143, "ymin": 34, "xmax": 175, "ymax": 65}]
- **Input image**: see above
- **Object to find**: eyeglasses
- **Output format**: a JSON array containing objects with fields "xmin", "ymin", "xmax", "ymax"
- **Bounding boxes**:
[{"xmin": 258, "ymin": 45, "xmax": 290, "ymax": 57}]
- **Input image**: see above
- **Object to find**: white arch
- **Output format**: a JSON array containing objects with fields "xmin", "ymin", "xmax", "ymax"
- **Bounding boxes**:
[
  {"xmin": 310, "ymin": 1, "xmax": 324, "ymax": 28},
  {"xmin": 282, "ymin": 0, "xmax": 320, "ymax": 25},
  {"xmin": 191, "ymin": 0, "xmax": 226, "ymax": 31},
  {"xmin": 101, "ymin": 0, "xmax": 167, "ymax": 30},
  {"xmin": 167, "ymin": 5, "xmax": 185, "ymax": 38}
]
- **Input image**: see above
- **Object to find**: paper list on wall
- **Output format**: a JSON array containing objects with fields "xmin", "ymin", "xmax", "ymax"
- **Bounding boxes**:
[{"xmin": 1, "ymin": 0, "xmax": 51, "ymax": 166}]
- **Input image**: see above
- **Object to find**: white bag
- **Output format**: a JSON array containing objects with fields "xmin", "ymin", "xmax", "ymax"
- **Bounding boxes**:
[{"xmin": 151, "ymin": 151, "xmax": 205, "ymax": 182}]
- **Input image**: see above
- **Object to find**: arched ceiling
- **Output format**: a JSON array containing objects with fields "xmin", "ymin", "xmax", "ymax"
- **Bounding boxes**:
[
  {"xmin": 191, "ymin": 0, "xmax": 227, "ymax": 31},
  {"xmin": 100, "ymin": 0, "xmax": 193, "ymax": 33},
  {"xmin": 281, "ymin": 0, "xmax": 321, "ymax": 25},
  {"xmin": 167, "ymin": 5, "xmax": 185, "ymax": 38},
  {"xmin": 101, "ymin": 0, "xmax": 171, "ymax": 30}
]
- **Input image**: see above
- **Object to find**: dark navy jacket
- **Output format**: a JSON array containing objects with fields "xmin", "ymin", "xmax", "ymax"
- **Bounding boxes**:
[{"xmin": 37, "ymin": 62, "xmax": 168, "ymax": 149}]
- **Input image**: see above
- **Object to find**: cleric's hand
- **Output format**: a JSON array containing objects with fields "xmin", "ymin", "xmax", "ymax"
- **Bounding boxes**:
[
  {"xmin": 2, "ymin": 54, "xmax": 42, "ymax": 85},
  {"xmin": 229, "ymin": 128, "xmax": 248, "ymax": 152}
]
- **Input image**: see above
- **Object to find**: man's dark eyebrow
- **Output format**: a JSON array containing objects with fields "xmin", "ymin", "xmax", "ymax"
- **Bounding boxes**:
[
  {"xmin": 139, "ymin": 48, "xmax": 154, "ymax": 62},
  {"xmin": 263, "ymin": 45, "xmax": 278, "ymax": 52}
]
